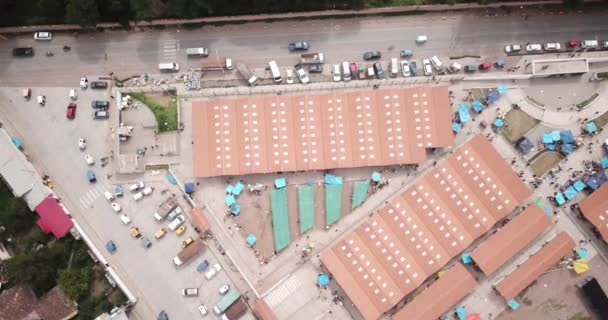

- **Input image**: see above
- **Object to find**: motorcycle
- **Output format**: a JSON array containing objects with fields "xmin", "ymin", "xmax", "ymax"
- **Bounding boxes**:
[
  {"xmin": 62, "ymin": 45, "xmax": 71, "ymax": 52},
  {"xmin": 46, "ymin": 51, "xmax": 54, "ymax": 57}
]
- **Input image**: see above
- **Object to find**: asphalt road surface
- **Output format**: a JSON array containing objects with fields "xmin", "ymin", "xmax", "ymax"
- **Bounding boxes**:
[{"xmin": 2, "ymin": 9, "xmax": 608, "ymax": 86}]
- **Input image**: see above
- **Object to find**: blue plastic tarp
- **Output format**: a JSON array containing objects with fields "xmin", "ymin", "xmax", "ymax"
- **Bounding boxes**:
[
  {"xmin": 542, "ymin": 133, "xmax": 553, "ymax": 144},
  {"xmin": 472, "ymin": 100, "xmax": 485, "ymax": 112},
  {"xmin": 371, "ymin": 172, "xmax": 382, "ymax": 182},
  {"xmin": 166, "ymin": 172, "xmax": 177, "ymax": 185},
  {"xmin": 246, "ymin": 234, "xmax": 257, "ymax": 246},
  {"xmin": 225, "ymin": 195, "xmax": 236, "ymax": 206},
  {"xmin": 452, "ymin": 122, "xmax": 462, "ymax": 133},
  {"xmin": 324, "ymin": 174, "xmax": 343, "ymax": 185},
  {"xmin": 555, "ymin": 193, "xmax": 565, "ymax": 205},
  {"xmin": 601, "ymin": 157, "xmax": 608, "ymax": 169},
  {"xmin": 233, "ymin": 182, "xmax": 245, "ymax": 195},
  {"xmin": 494, "ymin": 118, "xmax": 504, "ymax": 127},
  {"xmin": 185, "ymin": 183, "xmax": 195, "ymax": 193},
  {"xmin": 229, "ymin": 203, "xmax": 241, "ymax": 215},
  {"xmin": 11, "ymin": 137, "xmax": 22, "ymax": 148},
  {"xmin": 564, "ymin": 186, "xmax": 578, "ymax": 200},
  {"xmin": 508, "ymin": 299, "xmax": 520, "ymax": 310},
  {"xmin": 497, "ymin": 84, "xmax": 508, "ymax": 95},
  {"xmin": 226, "ymin": 185, "xmax": 234, "ymax": 194},
  {"xmin": 455, "ymin": 307, "xmax": 467, "ymax": 320},
  {"xmin": 577, "ymin": 248, "xmax": 588, "ymax": 259},
  {"xmin": 275, "ymin": 177, "xmax": 287, "ymax": 189},
  {"xmin": 318, "ymin": 274, "xmax": 330, "ymax": 286},
  {"xmin": 561, "ymin": 143, "xmax": 573, "ymax": 154},
  {"xmin": 461, "ymin": 252, "xmax": 472, "ymax": 264},
  {"xmin": 547, "ymin": 144, "xmax": 556, "ymax": 151},
  {"xmin": 487, "ymin": 91, "xmax": 500, "ymax": 104},
  {"xmin": 585, "ymin": 122, "xmax": 598, "ymax": 133},
  {"xmin": 552, "ymin": 130, "xmax": 561, "ymax": 141},
  {"xmin": 586, "ymin": 171, "xmax": 608, "ymax": 190},
  {"xmin": 458, "ymin": 104, "xmax": 471, "ymax": 122},
  {"xmin": 574, "ymin": 180, "xmax": 586, "ymax": 191},
  {"xmin": 561, "ymin": 130, "xmax": 575, "ymax": 144}
]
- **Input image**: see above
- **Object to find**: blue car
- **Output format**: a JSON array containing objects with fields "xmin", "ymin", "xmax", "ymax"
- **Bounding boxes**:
[
  {"xmin": 86, "ymin": 170, "xmax": 96, "ymax": 183},
  {"xmin": 196, "ymin": 260, "xmax": 209, "ymax": 272},
  {"xmin": 106, "ymin": 240, "xmax": 116, "ymax": 252},
  {"xmin": 158, "ymin": 311, "xmax": 168, "ymax": 320}
]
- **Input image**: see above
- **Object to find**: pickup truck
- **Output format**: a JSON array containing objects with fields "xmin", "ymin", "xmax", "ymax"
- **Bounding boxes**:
[
  {"xmin": 153, "ymin": 196, "xmax": 178, "ymax": 221},
  {"xmin": 13, "ymin": 47, "xmax": 34, "ymax": 57},
  {"xmin": 204, "ymin": 263, "xmax": 223, "ymax": 280},
  {"xmin": 173, "ymin": 240, "xmax": 205, "ymax": 266},
  {"xmin": 300, "ymin": 52, "xmax": 324, "ymax": 65},
  {"xmin": 90, "ymin": 81, "xmax": 108, "ymax": 89},
  {"xmin": 91, "ymin": 100, "xmax": 110, "ymax": 109},
  {"xmin": 236, "ymin": 64, "xmax": 258, "ymax": 86},
  {"xmin": 288, "ymin": 41, "xmax": 309, "ymax": 52}
]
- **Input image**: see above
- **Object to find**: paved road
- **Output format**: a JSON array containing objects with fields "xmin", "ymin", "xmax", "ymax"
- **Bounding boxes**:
[{"xmin": 2, "ymin": 10, "xmax": 608, "ymax": 86}]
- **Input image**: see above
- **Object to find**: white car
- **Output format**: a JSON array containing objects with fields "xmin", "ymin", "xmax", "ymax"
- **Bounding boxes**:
[
  {"xmin": 219, "ymin": 284, "xmax": 230, "ymax": 295},
  {"xmin": 422, "ymin": 59, "xmax": 432, "ymax": 76},
  {"xmin": 69, "ymin": 89, "xmax": 77, "ymax": 100},
  {"xmin": 504, "ymin": 44, "xmax": 521, "ymax": 53},
  {"xmin": 168, "ymin": 215, "xmax": 186, "ymax": 231},
  {"xmin": 34, "ymin": 32, "xmax": 52, "ymax": 40},
  {"xmin": 225, "ymin": 58, "xmax": 233, "ymax": 70},
  {"xmin": 286, "ymin": 69, "xmax": 294, "ymax": 84},
  {"xmin": 78, "ymin": 138, "xmax": 86, "ymax": 150},
  {"xmin": 80, "ymin": 78, "xmax": 88, "ymax": 89},
  {"xmin": 332, "ymin": 64, "xmax": 341, "ymax": 82},
  {"xmin": 525, "ymin": 44, "xmax": 542, "ymax": 52},
  {"xmin": 416, "ymin": 35, "xmax": 427, "ymax": 43},
  {"xmin": 111, "ymin": 202, "xmax": 122, "ymax": 213},
  {"xmin": 295, "ymin": 67, "xmax": 310, "ymax": 84},
  {"xmin": 85, "ymin": 154, "xmax": 94, "ymax": 165},
  {"xmin": 120, "ymin": 214, "xmax": 131, "ymax": 225},
  {"xmin": 198, "ymin": 305, "xmax": 208, "ymax": 316},
  {"xmin": 182, "ymin": 288, "xmax": 199, "ymax": 296},
  {"xmin": 400, "ymin": 60, "xmax": 411, "ymax": 77},
  {"xmin": 130, "ymin": 182, "xmax": 144, "ymax": 192},
  {"xmin": 204, "ymin": 263, "xmax": 223, "ymax": 280},
  {"xmin": 104, "ymin": 191, "xmax": 114, "ymax": 201},
  {"xmin": 544, "ymin": 43, "xmax": 561, "ymax": 51},
  {"xmin": 133, "ymin": 192, "xmax": 143, "ymax": 201}
]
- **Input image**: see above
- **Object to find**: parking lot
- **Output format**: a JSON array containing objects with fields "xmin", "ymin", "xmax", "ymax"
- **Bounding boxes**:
[{"xmin": 0, "ymin": 85, "xmax": 234, "ymax": 320}]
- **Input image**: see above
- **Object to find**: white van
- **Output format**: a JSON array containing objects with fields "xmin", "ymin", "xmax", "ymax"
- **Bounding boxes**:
[
  {"xmin": 268, "ymin": 60, "xmax": 282, "ymax": 83},
  {"xmin": 430, "ymin": 56, "xmax": 443, "ymax": 71},
  {"xmin": 341, "ymin": 61, "xmax": 351, "ymax": 81},
  {"xmin": 186, "ymin": 47, "xmax": 209, "ymax": 57},
  {"xmin": 133, "ymin": 192, "xmax": 143, "ymax": 201},
  {"xmin": 142, "ymin": 186, "xmax": 153, "ymax": 196},
  {"xmin": 389, "ymin": 58, "xmax": 399, "ymax": 77},
  {"xmin": 581, "ymin": 40, "xmax": 599, "ymax": 49},
  {"xmin": 159, "ymin": 63, "xmax": 179, "ymax": 72}
]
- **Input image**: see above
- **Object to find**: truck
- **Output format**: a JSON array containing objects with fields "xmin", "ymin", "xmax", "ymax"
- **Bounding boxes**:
[
  {"xmin": 201, "ymin": 57, "xmax": 232, "ymax": 71},
  {"xmin": 186, "ymin": 47, "xmax": 209, "ymax": 57},
  {"xmin": 222, "ymin": 297, "xmax": 247, "ymax": 320},
  {"xmin": 213, "ymin": 288, "xmax": 241, "ymax": 315},
  {"xmin": 153, "ymin": 196, "xmax": 178, "ymax": 221},
  {"xmin": 236, "ymin": 63, "xmax": 258, "ymax": 86},
  {"xmin": 300, "ymin": 52, "xmax": 325, "ymax": 65},
  {"xmin": 173, "ymin": 239, "xmax": 205, "ymax": 266}
]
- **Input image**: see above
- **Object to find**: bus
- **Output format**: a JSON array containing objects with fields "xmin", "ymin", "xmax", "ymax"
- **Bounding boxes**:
[{"xmin": 268, "ymin": 60, "xmax": 282, "ymax": 83}]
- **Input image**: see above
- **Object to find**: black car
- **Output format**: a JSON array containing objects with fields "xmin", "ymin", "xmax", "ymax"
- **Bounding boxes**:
[
  {"xmin": 363, "ymin": 51, "xmax": 382, "ymax": 61},
  {"xmin": 288, "ymin": 42, "xmax": 309, "ymax": 52},
  {"xmin": 409, "ymin": 61, "xmax": 418, "ymax": 76},
  {"xmin": 373, "ymin": 62, "xmax": 385, "ymax": 79},
  {"xmin": 308, "ymin": 65, "xmax": 323, "ymax": 73},
  {"xmin": 90, "ymin": 81, "xmax": 108, "ymax": 89},
  {"xmin": 91, "ymin": 100, "xmax": 110, "ymax": 109},
  {"xmin": 12, "ymin": 47, "xmax": 34, "ymax": 57}
]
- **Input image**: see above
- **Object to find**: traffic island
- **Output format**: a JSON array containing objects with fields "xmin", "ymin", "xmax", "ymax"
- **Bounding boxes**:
[
  {"xmin": 129, "ymin": 91, "xmax": 178, "ymax": 133},
  {"xmin": 528, "ymin": 150, "xmax": 565, "ymax": 177}
]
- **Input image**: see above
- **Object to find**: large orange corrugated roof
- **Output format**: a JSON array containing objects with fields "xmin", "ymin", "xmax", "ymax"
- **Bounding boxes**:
[
  {"xmin": 192, "ymin": 86, "xmax": 453, "ymax": 177},
  {"xmin": 578, "ymin": 182, "xmax": 608, "ymax": 241},
  {"xmin": 321, "ymin": 135, "xmax": 531, "ymax": 320}
]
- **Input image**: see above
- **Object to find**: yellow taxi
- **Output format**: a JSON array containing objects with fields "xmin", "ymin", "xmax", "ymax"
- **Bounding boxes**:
[
  {"xmin": 154, "ymin": 228, "xmax": 166, "ymax": 239},
  {"xmin": 176, "ymin": 225, "xmax": 186, "ymax": 236},
  {"xmin": 181, "ymin": 236, "xmax": 194, "ymax": 248},
  {"xmin": 130, "ymin": 227, "xmax": 140, "ymax": 238}
]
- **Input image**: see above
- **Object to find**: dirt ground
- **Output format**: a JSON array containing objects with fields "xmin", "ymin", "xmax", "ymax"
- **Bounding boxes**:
[
  {"xmin": 529, "ymin": 150, "xmax": 565, "ymax": 177},
  {"xmin": 235, "ymin": 180, "xmax": 358, "ymax": 260},
  {"xmin": 502, "ymin": 108, "xmax": 541, "ymax": 144},
  {"xmin": 496, "ymin": 255, "xmax": 608, "ymax": 320}
]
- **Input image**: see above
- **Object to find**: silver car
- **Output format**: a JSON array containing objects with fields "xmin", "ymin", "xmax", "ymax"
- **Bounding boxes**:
[
  {"xmin": 182, "ymin": 288, "xmax": 199, "ymax": 296},
  {"xmin": 422, "ymin": 59, "xmax": 432, "ymax": 76},
  {"xmin": 168, "ymin": 215, "xmax": 185, "ymax": 231}
]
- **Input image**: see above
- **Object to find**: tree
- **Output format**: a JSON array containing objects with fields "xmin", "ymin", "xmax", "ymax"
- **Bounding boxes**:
[
  {"xmin": 0, "ymin": 181, "xmax": 37, "ymax": 242},
  {"xmin": 65, "ymin": 0, "xmax": 99, "ymax": 27},
  {"xmin": 5, "ymin": 247, "xmax": 59, "ymax": 296},
  {"xmin": 58, "ymin": 268, "xmax": 92, "ymax": 301}
]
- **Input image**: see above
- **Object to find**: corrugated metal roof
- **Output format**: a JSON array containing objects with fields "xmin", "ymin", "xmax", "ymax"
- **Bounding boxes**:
[
  {"xmin": 192, "ymin": 86, "xmax": 453, "ymax": 177},
  {"xmin": 391, "ymin": 264, "xmax": 477, "ymax": 320},
  {"xmin": 470, "ymin": 205, "xmax": 553, "ymax": 276},
  {"xmin": 578, "ymin": 183, "xmax": 608, "ymax": 241},
  {"xmin": 253, "ymin": 299, "xmax": 277, "ymax": 320},
  {"xmin": 321, "ymin": 135, "xmax": 531, "ymax": 320},
  {"xmin": 0, "ymin": 129, "xmax": 37, "ymax": 197},
  {"xmin": 494, "ymin": 232, "xmax": 575, "ymax": 301}
]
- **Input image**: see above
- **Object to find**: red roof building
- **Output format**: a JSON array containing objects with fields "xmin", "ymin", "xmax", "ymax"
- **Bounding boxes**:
[
  {"xmin": 578, "ymin": 182, "xmax": 608, "ymax": 241},
  {"xmin": 321, "ymin": 135, "xmax": 531, "ymax": 320},
  {"xmin": 253, "ymin": 299, "xmax": 277, "ymax": 320},
  {"xmin": 35, "ymin": 196, "xmax": 73, "ymax": 238},
  {"xmin": 192, "ymin": 86, "xmax": 453, "ymax": 177}
]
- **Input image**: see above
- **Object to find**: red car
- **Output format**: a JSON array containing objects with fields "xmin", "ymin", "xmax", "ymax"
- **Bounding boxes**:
[
  {"xmin": 567, "ymin": 40, "xmax": 580, "ymax": 48},
  {"xmin": 350, "ymin": 63, "xmax": 358, "ymax": 80},
  {"xmin": 66, "ymin": 103, "xmax": 77, "ymax": 119},
  {"xmin": 479, "ymin": 62, "xmax": 492, "ymax": 70}
]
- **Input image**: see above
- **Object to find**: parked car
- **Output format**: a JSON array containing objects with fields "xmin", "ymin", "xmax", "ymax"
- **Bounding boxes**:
[
  {"xmin": 464, "ymin": 64, "xmax": 478, "ymax": 73},
  {"xmin": 85, "ymin": 154, "xmax": 94, "ymax": 165},
  {"xmin": 154, "ymin": 228, "xmax": 166, "ymax": 239},
  {"xmin": 142, "ymin": 237, "xmax": 152, "ymax": 248},
  {"xmin": 198, "ymin": 305, "xmax": 208, "ymax": 316},
  {"xmin": 332, "ymin": 64, "xmax": 341, "ymax": 82},
  {"xmin": 120, "ymin": 214, "xmax": 131, "ymax": 225},
  {"xmin": 366, "ymin": 64, "xmax": 375, "ymax": 78},
  {"xmin": 69, "ymin": 89, "xmax": 77, "ymax": 100},
  {"xmin": 86, "ymin": 170, "xmax": 96, "ymax": 183},
  {"xmin": 91, "ymin": 100, "xmax": 110, "ymax": 109},
  {"xmin": 363, "ymin": 51, "xmax": 382, "ymax": 61},
  {"xmin": 400, "ymin": 49, "xmax": 413, "ymax": 57},
  {"xmin": 294, "ymin": 64, "xmax": 310, "ymax": 84},
  {"xmin": 415, "ymin": 35, "xmax": 427, "ymax": 43},
  {"xmin": 400, "ymin": 60, "xmax": 411, "ymax": 77},
  {"xmin": 358, "ymin": 65, "xmax": 366, "ymax": 80},
  {"xmin": 288, "ymin": 42, "xmax": 309, "ymax": 51},
  {"xmin": 130, "ymin": 227, "xmax": 141, "ymax": 238},
  {"xmin": 104, "ymin": 191, "xmax": 114, "ymax": 201},
  {"xmin": 111, "ymin": 202, "xmax": 122, "ymax": 213},
  {"xmin": 544, "ymin": 43, "xmax": 561, "ymax": 51},
  {"xmin": 176, "ymin": 225, "xmax": 186, "ymax": 235},
  {"xmin": 93, "ymin": 110, "xmax": 109, "ymax": 119},
  {"xmin": 422, "ymin": 59, "xmax": 432, "ymax": 76},
  {"xmin": 581, "ymin": 40, "xmax": 599, "ymax": 49},
  {"xmin": 479, "ymin": 62, "xmax": 492, "ymax": 70},
  {"xmin": 66, "ymin": 103, "xmax": 77, "ymax": 119},
  {"xmin": 349, "ymin": 63, "xmax": 358, "ymax": 80},
  {"xmin": 181, "ymin": 236, "xmax": 194, "ymax": 248},
  {"xmin": 504, "ymin": 44, "xmax": 521, "ymax": 53},
  {"xmin": 168, "ymin": 207, "xmax": 183, "ymax": 221},
  {"xmin": 285, "ymin": 69, "xmax": 294, "ymax": 84},
  {"xmin": 130, "ymin": 182, "xmax": 144, "ymax": 192},
  {"xmin": 78, "ymin": 138, "xmax": 86, "ymax": 150},
  {"xmin": 308, "ymin": 65, "xmax": 323, "ymax": 73},
  {"xmin": 525, "ymin": 44, "xmax": 542, "ymax": 52},
  {"xmin": 409, "ymin": 61, "xmax": 417, "ymax": 75},
  {"xmin": 204, "ymin": 263, "xmax": 223, "ymax": 280},
  {"xmin": 373, "ymin": 62, "xmax": 385, "ymax": 79},
  {"xmin": 197, "ymin": 260, "xmax": 209, "ymax": 272},
  {"xmin": 601, "ymin": 40, "xmax": 608, "ymax": 49},
  {"xmin": 168, "ymin": 215, "xmax": 186, "ymax": 231},
  {"xmin": 182, "ymin": 288, "xmax": 199, "ymax": 296},
  {"xmin": 105, "ymin": 240, "xmax": 116, "ymax": 252},
  {"xmin": 34, "ymin": 32, "xmax": 52, "ymax": 40},
  {"xmin": 12, "ymin": 47, "xmax": 34, "ymax": 57},
  {"xmin": 219, "ymin": 284, "xmax": 230, "ymax": 295},
  {"xmin": 567, "ymin": 40, "xmax": 580, "ymax": 48},
  {"xmin": 90, "ymin": 81, "xmax": 108, "ymax": 89},
  {"xmin": 80, "ymin": 77, "xmax": 88, "ymax": 88}
]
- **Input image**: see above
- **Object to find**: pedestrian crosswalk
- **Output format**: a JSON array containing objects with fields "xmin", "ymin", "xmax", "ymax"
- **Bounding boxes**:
[
  {"xmin": 161, "ymin": 40, "xmax": 179, "ymax": 61},
  {"xmin": 78, "ymin": 182, "xmax": 111, "ymax": 210},
  {"xmin": 264, "ymin": 275, "xmax": 302, "ymax": 308}
]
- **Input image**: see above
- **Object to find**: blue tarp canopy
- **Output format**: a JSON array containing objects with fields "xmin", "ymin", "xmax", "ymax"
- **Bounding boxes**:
[
  {"xmin": 585, "ymin": 122, "xmax": 598, "ymax": 133},
  {"xmin": 166, "ymin": 172, "xmax": 177, "ymax": 185},
  {"xmin": 487, "ymin": 91, "xmax": 500, "ymax": 104},
  {"xmin": 601, "ymin": 157, "xmax": 608, "ymax": 169},
  {"xmin": 452, "ymin": 122, "xmax": 462, "ymax": 133},
  {"xmin": 185, "ymin": 183, "xmax": 195, "ymax": 193},
  {"xmin": 552, "ymin": 130, "xmax": 561, "ymax": 141},
  {"xmin": 555, "ymin": 193, "xmax": 566, "ymax": 205},
  {"xmin": 517, "ymin": 137, "xmax": 534, "ymax": 154},
  {"xmin": 561, "ymin": 130, "xmax": 576, "ymax": 144},
  {"xmin": 547, "ymin": 144, "xmax": 556, "ymax": 151},
  {"xmin": 11, "ymin": 137, "xmax": 22, "ymax": 148},
  {"xmin": 564, "ymin": 186, "xmax": 578, "ymax": 200},
  {"xmin": 226, "ymin": 185, "xmax": 234, "ymax": 194},
  {"xmin": 275, "ymin": 177, "xmax": 286, "ymax": 189},
  {"xmin": 494, "ymin": 118, "xmax": 504, "ymax": 127},
  {"xmin": 458, "ymin": 104, "xmax": 471, "ymax": 122},
  {"xmin": 496, "ymin": 84, "xmax": 508, "ymax": 95},
  {"xmin": 577, "ymin": 248, "xmax": 588, "ymax": 259},
  {"xmin": 472, "ymin": 100, "xmax": 485, "ymax": 112},
  {"xmin": 324, "ymin": 174, "xmax": 343, "ymax": 185},
  {"xmin": 561, "ymin": 144, "xmax": 573, "ymax": 154},
  {"xmin": 318, "ymin": 274, "xmax": 330, "ymax": 286},
  {"xmin": 508, "ymin": 299, "xmax": 520, "ymax": 310},
  {"xmin": 455, "ymin": 307, "xmax": 467, "ymax": 320},
  {"xmin": 574, "ymin": 180, "xmax": 586, "ymax": 191},
  {"xmin": 246, "ymin": 234, "xmax": 257, "ymax": 246},
  {"xmin": 225, "ymin": 195, "xmax": 236, "ymax": 206},
  {"xmin": 586, "ymin": 171, "xmax": 608, "ymax": 190},
  {"xmin": 229, "ymin": 203, "xmax": 241, "ymax": 215},
  {"xmin": 461, "ymin": 252, "xmax": 472, "ymax": 264},
  {"xmin": 371, "ymin": 172, "xmax": 382, "ymax": 182},
  {"xmin": 233, "ymin": 182, "xmax": 245, "ymax": 195},
  {"xmin": 542, "ymin": 133, "xmax": 553, "ymax": 144}
]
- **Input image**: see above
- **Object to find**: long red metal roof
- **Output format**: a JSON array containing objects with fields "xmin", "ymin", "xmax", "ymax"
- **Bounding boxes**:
[
  {"xmin": 321, "ymin": 135, "xmax": 531, "ymax": 320},
  {"xmin": 192, "ymin": 86, "xmax": 453, "ymax": 177},
  {"xmin": 578, "ymin": 182, "xmax": 608, "ymax": 241}
]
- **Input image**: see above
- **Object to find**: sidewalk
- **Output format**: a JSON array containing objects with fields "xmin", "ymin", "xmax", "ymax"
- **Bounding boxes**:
[{"xmin": 0, "ymin": 0, "xmax": 587, "ymax": 34}]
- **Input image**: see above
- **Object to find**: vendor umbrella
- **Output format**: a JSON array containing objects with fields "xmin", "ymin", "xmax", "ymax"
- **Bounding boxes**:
[
  {"xmin": 458, "ymin": 104, "xmax": 471, "ymax": 122},
  {"xmin": 572, "ymin": 259, "xmax": 589, "ymax": 274},
  {"xmin": 452, "ymin": 122, "xmax": 462, "ymax": 133},
  {"xmin": 318, "ymin": 274, "xmax": 330, "ymax": 286},
  {"xmin": 246, "ymin": 234, "xmax": 257, "ymax": 246},
  {"xmin": 371, "ymin": 172, "xmax": 382, "ymax": 182},
  {"xmin": 494, "ymin": 118, "xmax": 504, "ymax": 127},
  {"xmin": 496, "ymin": 84, "xmax": 508, "ymax": 95}
]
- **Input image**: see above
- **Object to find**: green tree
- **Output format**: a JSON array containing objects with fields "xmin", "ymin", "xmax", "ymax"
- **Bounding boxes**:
[
  {"xmin": 58, "ymin": 268, "xmax": 92, "ymax": 301},
  {"xmin": 0, "ymin": 181, "xmax": 36, "ymax": 242},
  {"xmin": 65, "ymin": 0, "xmax": 100, "ymax": 27},
  {"xmin": 130, "ymin": 0, "xmax": 155, "ymax": 20},
  {"xmin": 5, "ymin": 247, "xmax": 59, "ymax": 296}
]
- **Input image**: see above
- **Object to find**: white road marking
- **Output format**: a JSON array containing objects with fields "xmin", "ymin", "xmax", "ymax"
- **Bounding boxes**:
[{"xmin": 263, "ymin": 275, "xmax": 302, "ymax": 308}]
